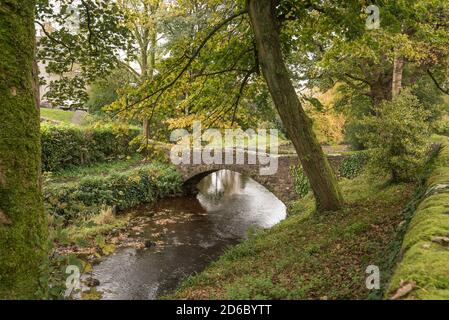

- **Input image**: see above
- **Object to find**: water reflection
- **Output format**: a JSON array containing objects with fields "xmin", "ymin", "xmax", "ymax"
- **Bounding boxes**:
[
  {"xmin": 198, "ymin": 170, "xmax": 247, "ymax": 199},
  {"xmin": 90, "ymin": 170, "xmax": 286, "ymax": 300}
]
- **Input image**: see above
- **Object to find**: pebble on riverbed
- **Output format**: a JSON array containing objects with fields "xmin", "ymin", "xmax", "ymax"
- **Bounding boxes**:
[
  {"xmin": 144, "ymin": 239, "xmax": 155, "ymax": 248},
  {"xmin": 85, "ymin": 277, "xmax": 101, "ymax": 287}
]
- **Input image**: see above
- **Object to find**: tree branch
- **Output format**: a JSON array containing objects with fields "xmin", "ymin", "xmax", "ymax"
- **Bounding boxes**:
[
  {"xmin": 125, "ymin": 9, "xmax": 248, "ymax": 109},
  {"xmin": 207, "ymin": 66, "xmax": 256, "ymax": 128},
  {"xmin": 427, "ymin": 69, "xmax": 449, "ymax": 95},
  {"xmin": 117, "ymin": 60, "xmax": 141, "ymax": 80},
  {"xmin": 80, "ymin": 0, "xmax": 94, "ymax": 46},
  {"xmin": 344, "ymin": 73, "xmax": 371, "ymax": 86},
  {"xmin": 36, "ymin": 21, "xmax": 72, "ymax": 52},
  {"xmin": 231, "ymin": 67, "xmax": 255, "ymax": 125}
]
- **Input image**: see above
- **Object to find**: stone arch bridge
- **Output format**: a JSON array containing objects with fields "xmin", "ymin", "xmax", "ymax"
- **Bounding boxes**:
[{"xmin": 170, "ymin": 148, "xmax": 345, "ymax": 204}]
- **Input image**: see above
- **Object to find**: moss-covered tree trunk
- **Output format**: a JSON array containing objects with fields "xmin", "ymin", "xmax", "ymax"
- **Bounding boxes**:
[
  {"xmin": 247, "ymin": 0, "xmax": 343, "ymax": 211},
  {"xmin": 0, "ymin": 0, "xmax": 47, "ymax": 299}
]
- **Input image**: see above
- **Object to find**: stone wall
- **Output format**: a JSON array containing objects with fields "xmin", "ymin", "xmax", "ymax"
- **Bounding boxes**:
[{"xmin": 174, "ymin": 149, "xmax": 345, "ymax": 204}]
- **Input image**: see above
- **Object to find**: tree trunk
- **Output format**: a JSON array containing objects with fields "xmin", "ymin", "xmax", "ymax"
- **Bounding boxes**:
[
  {"xmin": 142, "ymin": 29, "xmax": 157, "ymax": 143},
  {"xmin": 370, "ymin": 78, "xmax": 392, "ymax": 108},
  {"xmin": 0, "ymin": 0, "xmax": 47, "ymax": 298},
  {"xmin": 247, "ymin": 0, "xmax": 343, "ymax": 211},
  {"xmin": 392, "ymin": 53, "xmax": 404, "ymax": 98}
]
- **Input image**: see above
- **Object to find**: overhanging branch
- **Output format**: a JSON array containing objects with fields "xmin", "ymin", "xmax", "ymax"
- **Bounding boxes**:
[
  {"xmin": 125, "ymin": 9, "xmax": 248, "ymax": 109},
  {"xmin": 427, "ymin": 69, "xmax": 449, "ymax": 96}
]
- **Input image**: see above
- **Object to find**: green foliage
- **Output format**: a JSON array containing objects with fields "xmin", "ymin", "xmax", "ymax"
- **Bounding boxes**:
[
  {"xmin": 292, "ymin": 153, "xmax": 369, "ymax": 197},
  {"xmin": 41, "ymin": 123, "xmax": 140, "ymax": 172},
  {"xmin": 86, "ymin": 68, "xmax": 132, "ymax": 116},
  {"xmin": 339, "ymin": 152, "xmax": 369, "ymax": 179},
  {"xmin": 38, "ymin": 249, "xmax": 86, "ymax": 300},
  {"xmin": 344, "ymin": 120, "xmax": 369, "ymax": 151},
  {"xmin": 45, "ymin": 156, "xmax": 143, "ymax": 183},
  {"xmin": 107, "ymin": 1, "xmax": 283, "ymax": 137},
  {"xmin": 43, "ymin": 163, "xmax": 182, "ymax": 220},
  {"xmin": 359, "ymin": 90, "xmax": 431, "ymax": 182},
  {"xmin": 289, "ymin": 0, "xmax": 449, "ymax": 149},
  {"xmin": 291, "ymin": 165, "xmax": 310, "ymax": 198},
  {"xmin": 36, "ymin": 0, "xmax": 130, "ymax": 109},
  {"xmin": 64, "ymin": 210, "xmax": 130, "ymax": 245}
]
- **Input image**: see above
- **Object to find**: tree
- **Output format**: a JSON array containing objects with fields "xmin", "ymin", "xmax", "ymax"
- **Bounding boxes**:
[
  {"xmin": 115, "ymin": 0, "xmax": 344, "ymax": 211},
  {"xmin": 0, "ymin": 0, "xmax": 47, "ymax": 298},
  {"xmin": 110, "ymin": 1, "xmax": 280, "ymax": 137},
  {"xmin": 37, "ymin": 0, "xmax": 346, "ymax": 210},
  {"xmin": 290, "ymin": 0, "xmax": 449, "ymax": 107},
  {"xmin": 86, "ymin": 68, "xmax": 133, "ymax": 116},
  {"xmin": 247, "ymin": 0, "xmax": 343, "ymax": 210},
  {"xmin": 36, "ymin": 0, "xmax": 130, "ymax": 109},
  {"xmin": 286, "ymin": 1, "xmax": 448, "ymax": 149}
]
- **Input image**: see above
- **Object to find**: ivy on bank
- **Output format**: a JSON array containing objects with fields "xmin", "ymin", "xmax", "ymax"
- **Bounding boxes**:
[
  {"xmin": 339, "ymin": 152, "xmax": 369, "ymax": 179},
  {"xmin": 44, "ymin": 164, "xmax": 182, "ymax": 220}
]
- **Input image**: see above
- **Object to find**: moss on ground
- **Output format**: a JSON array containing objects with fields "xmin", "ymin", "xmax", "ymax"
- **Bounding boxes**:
[
  {"xmin": 171, "ymin": 174, "xmax": 415, "ymax": 300},
  {"xmin": 387, "ymin": 142, "xmax": 449, "ymax": 300},
  {"xmin": 58, "ymin": 213, "xmax": 131, "ymax": 246}
]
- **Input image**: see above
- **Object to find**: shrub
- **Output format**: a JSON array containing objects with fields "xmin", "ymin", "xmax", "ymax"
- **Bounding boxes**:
[
  {"xmin": 358, "ymin": 90, "xmax": 430, "ymax": 182},
  {"xmin": 41, "ymin": 123, "xmax": 141, "ymax": 172},
  {"xmin": 43, "ymin": 163, "xmax": 182, "ymax": 220},
  {"xmin": 86, "ymin": 68, "xmax": 132, "ymax": 116},
  {"xmin": 344, "ymin": 120, "xmax": 368, "ymax": 151}
]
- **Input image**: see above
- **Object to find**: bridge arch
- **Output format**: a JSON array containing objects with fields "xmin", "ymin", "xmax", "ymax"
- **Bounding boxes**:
[
  {"xmin": 172, "ymin": 150, "xmax": 347, "ymax": 205},
  {"xmin": 175, "ymin": 155, "xmax": 300, "ymax": 204}
]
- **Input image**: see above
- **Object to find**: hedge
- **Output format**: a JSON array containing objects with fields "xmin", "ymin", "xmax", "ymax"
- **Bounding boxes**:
[
  {"xmin": 387, "ymin": 142, "xmax": 449, "ymax": 299},
  {"xmin": 41, "ymin": 124, "xmax": 141, "ymax": 172},
  {"xmin": 43, "ymin": 163, "xmax": 182, "ymax": 220}
]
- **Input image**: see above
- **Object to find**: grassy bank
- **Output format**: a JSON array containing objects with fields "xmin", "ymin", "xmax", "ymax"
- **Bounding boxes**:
[
  {"xmin": 172, "ymin": 174, "xmax": 415, "ymax": 300},
  {"xmin": 43, "ymin": 155, "xmax": 143, "ymax": 184},
  {"xmin": 386, "ymin": 142, "xmax": 449, "ymax": 299},
  {"xmin": 44, "ymin": 161, "xmax": 182, "ymax": 221},
  {"xmin": 41, "ymin": 108, "xmax": 75, "ymax": 124}
]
